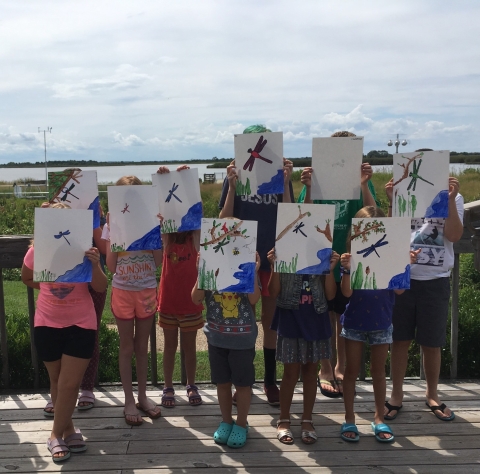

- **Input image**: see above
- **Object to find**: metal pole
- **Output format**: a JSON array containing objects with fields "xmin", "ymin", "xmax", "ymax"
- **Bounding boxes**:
[{"xmin": 43, "ymin": 130, "xmax": 48, "ymax": 187}]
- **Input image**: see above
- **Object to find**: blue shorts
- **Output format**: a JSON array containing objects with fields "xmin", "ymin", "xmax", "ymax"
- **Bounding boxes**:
[{"xmin": 341, "ymin": 324, "xmax": 393, "ymax": 345}]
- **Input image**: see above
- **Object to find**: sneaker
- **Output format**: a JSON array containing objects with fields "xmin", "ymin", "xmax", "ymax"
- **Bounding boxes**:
[{"xmin": 264, "ymin": 384, "xmax": 280, "ymax": 406}]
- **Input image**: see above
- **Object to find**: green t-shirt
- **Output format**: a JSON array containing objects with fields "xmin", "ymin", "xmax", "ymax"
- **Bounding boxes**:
[{"xmin": 297, "ymin": 181, "xmax": 379, "ymax": 281}]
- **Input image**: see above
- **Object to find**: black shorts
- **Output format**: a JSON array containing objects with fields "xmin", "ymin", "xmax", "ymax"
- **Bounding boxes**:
[
  {"xmin": 208, "ymin": 344, "xmax": 255, "ymax": 387},
  {"xmin": 34, "ymin": 325, "xmax": 96, "ymax": 362},
  {"xmin": 327, "ymin": 281, "xmax": 350, "ymax": 315}
]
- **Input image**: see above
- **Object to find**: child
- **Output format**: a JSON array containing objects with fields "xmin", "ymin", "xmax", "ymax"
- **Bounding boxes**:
[
  {"xmin": 267, "ymin": 248, "xmax": 338, "ymax": 445},
  {"xmin": 103, "ymin": 175, "xmax": 163, "ymax": 426},
  {"xmin": 339, "ymin": 206, "xmax": 419, "ymax": 443},
  {"xmin": 191, "ymin": 252, "xmax": 261, "ymax": 448},
  {"xmin": 21, "ymin": 202, "xmax": 107, "ymax": 463},
  {"xmin": 156, "ymin": 165, "xmax": 204, "ymax": 408}
]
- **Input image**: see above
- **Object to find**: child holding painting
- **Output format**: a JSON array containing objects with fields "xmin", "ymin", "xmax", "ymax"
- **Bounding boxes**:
[
  {"xmin": 103, "ymin": 175, "xmax": 163, "ymax": 426},
  {"xmin": 191, "ymin": 252, "xmax": 261, "ymax": 448},
  {"xmin": 21, "ymin": 202, "xmax": 108, "ymax": 462},
  {"xmin": 339, "ymin": 206, "xmax": 420, "ymax": 443},
  {"xmin": 156, "ymin": 165, "xmax": 204, "ymax": 408},
  {"xmin": 267, "ymin": 247, "xmax": 339, "ymax": 445}
]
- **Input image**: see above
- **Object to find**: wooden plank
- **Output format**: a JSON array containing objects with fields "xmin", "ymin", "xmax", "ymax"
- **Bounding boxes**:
[{"xmin": 0, "ymin": 235, "xmax": 32, "ymax": 269}]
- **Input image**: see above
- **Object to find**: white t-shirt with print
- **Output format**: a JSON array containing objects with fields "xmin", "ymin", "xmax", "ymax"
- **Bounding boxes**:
[{"xmin": 410, "ymin": 193, "xmax": 464, "ymax": 280}]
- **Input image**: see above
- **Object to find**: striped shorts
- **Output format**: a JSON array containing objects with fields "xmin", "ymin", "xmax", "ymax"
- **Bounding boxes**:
[{"xmin": 159, "ymin": 313, "xmax": 204, "ymax": 332}]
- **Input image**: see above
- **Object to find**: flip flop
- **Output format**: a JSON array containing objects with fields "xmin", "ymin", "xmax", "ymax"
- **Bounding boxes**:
[
  {"xmin": 384, "ymin": 401, "xmax": 403, "ymax": 421},
  {"xmin": 43, "ymin": 400, "xmax": 54, "ymax": 418},
  {"xmin": 123, "ymin": 410, "xmax": 143, "ymax": 426},
  {"xmin": 136, "ymin": 401, "xmax": 162, "ymax": 419},
  {"xmin": 425, "ymin": 402, "xmax": 455, "ymax": 421},
  {"xmin": 340, "ymin": 422, "xmax": 360, "ymax": 442},
  {"xmin": 317, "ymin": 377, "xmax": 341, "ymax": 399},
  {"xmin": 64, "ymin": 428, "xmax": 87, "ymax": 453},
  {"xmin": 371, "ymin": 422, "xmax": 395, "ymax": 443},
  {"xmin": 47, "ymin": 438, "xmax": 71, "ymax": 463},
  {"xmin": 77, "ymin": 390, "xmax": 95, "ymax": 411}
]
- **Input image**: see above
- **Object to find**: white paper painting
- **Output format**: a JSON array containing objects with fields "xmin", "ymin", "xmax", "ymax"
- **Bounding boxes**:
[
  {"xmin": 198, "ymin": 218, "xmax": 257, "ymax": 293},
  {"xmin": 349, "ymin": 217, "xmax": 412, "ymax": 290},
  {"xmin": 152, "ymin": 168, "xmax": 202, "ymax": 233},
  {"xmin": 311, "ymin": 136, "xmax": 364, "ymax": 200},
  {"xmin": 274, "ymin": 203, "xmax": 336, "ymax": 274},
  {"xmin": 234, "ymin": 131, "xmax": 284, "ymax": 195},
  {"xmin": 33, "ymin": 208, "xmax": 93, "ymax": 282},
  {"xmin": 48, "ymin": 170, "xmax": 100, "ymax": 228},
  {"xmin": 392, "ymin": 150, "xmax": 450, "ymax": 218},
  {"xmin": 108, "ymin": 185, "xmax": 162, "ymax": 252}
]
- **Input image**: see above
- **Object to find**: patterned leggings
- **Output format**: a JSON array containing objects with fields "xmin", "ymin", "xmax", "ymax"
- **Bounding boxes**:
[{"xmin": 80, "ymin": 286, "xmax": 107, "ymax": 391}]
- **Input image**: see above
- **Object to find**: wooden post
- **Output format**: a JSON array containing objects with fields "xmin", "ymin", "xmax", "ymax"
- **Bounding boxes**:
[
  {"xmin": 150, "ymin": 320, "xmax": 157, "ymax": 386},
  {"xmin": 0, "ymin": 269, "xmax": 9, "ymax": 388},
  {"xmin": 27, "ymin": 286, "xmax": 39, "ymax": 389},
  {"xmin": 450, "ymin": 253, "xmax": 460, "ymax": 379}
]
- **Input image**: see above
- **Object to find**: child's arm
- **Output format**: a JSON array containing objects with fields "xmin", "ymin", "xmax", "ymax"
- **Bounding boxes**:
[
  {"xmin": 300, "ymin": 167, "xmax": 313, "ymax": 203},
  {"xmin": 21, "ymin": 263, "xmax": 40, "ymax": 289},
  {"xmin": 266, "ymin": 247, "xmax": 281, "ymax": 299},
  {"xmin": 360, "ymin": 163, "xmax": 376, "ymax": 207},
  {"xmin": 325, "ymin": 251, "xmax": 340, "ymax": 300},
  {"xmin": 248, "ymin": 252, "xmax": 262, "ymax": 305},
  {"xmin": 219, "ymin": 162, "xmax": 237, "ymax": 218},
  {"xmin": 87, "ymin": 247, "xmax": 108, "ymax": 292},
  {"xmin": 444, "ymin": 177, "xmax": 464, "ymax": 242},
  {"xmin": 385, "ymin": 178, "xmax": 393, "ymax": 216},
  {"xmin": 340, "ymin": 253, "xmax": 353, "ymax": 298},
  {"xmin": 192, "ymin": 229, "xmax": 201, "ymax": 252},
  {"xmin": 282, "ymin": 158, "xmax": 294, "ymax": 203},
  {"xmin": 191, "ymin": 254, "xmax": 205, "ymax": 304}
]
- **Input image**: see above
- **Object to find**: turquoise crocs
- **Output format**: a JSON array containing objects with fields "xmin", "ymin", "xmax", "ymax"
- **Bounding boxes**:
[
  {"xmin": 214, "ymin": 421, "xmax": 234, "ymax": 444},
  {"xmin": 227, "ymin": 423, "xmax": 248, "ymax": 448}
]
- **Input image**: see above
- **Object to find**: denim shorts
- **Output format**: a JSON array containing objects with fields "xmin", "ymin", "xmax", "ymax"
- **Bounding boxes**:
[{"xmin": 341, "ymin": 324, "xmax": 393, "ymax": 345}]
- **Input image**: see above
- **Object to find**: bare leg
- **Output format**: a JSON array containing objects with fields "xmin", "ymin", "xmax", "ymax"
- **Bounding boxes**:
[
  {"xmin": 343, "ymin": 338, "xmax": 363, "ymax": 439},
  {"xmin": 370, "ymin": 344, "xmax": 391, "ymax": 439},
  {"xmin": 217, "ymin": 382, "xmax": 233, "ymax": 424},
  {"xmin": 423, "ymin": 345, "xmax": 453, "ymax": 419},
  {"xmin": 385, "ymin": 339, "xmax": 411, "ymax": 417},
  {"xmin": 277, "ymin": 363, "xmax": 300, "ymax": 441},
  {"xmin": 180, "ymin": 330, "xmax": 198, "ymax": 386},
  {"xmin": 235, "ymin": 386, "xmax": 252, "ymax": 428},
  {"xmin": 334, "ymin": 312, "xmax": 346, "ymax": 383},
  {"xmin": 162, "ymin": 327, "xmax": 178, "ymax": 406},
  {"xmin": 318, "ymin": 311, "xmax": 338, "ymax": 395},
  {"xmin": 300, "ymin": 362, "xmax": 318, "ymax": 443},
  {"xmin": 134, "ymin": 316, "xmax": 156, "ymax": 410}
]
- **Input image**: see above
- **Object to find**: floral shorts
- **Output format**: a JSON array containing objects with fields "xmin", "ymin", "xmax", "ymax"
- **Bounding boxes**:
[{"xmin": 341, "ymin": 324, "xmax": 393, "ymax": 345}]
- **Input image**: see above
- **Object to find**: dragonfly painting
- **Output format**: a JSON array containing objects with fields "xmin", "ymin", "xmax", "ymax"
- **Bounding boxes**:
[
  {"xmin": 165, "ymin": 183, "xmax": 182, "ymax": 203},
  {"xmin": 243, "ymin": 135, "xmax": 272, "ymax": 172},
  {"xmin": 293, "ymin": 221, "xmax": 307, "ymax": 237},
  {"xmin": 54, "ymin": 230, "xmax": 71, "ymax": 245},
  {"xmin": 60, "ymin": 183, "xmax": 79, "ymax": 202},
  {"xmin": 407, "ymin": 159, "xmax": 434, "ymax": 191},
  {"xmin": 121, "ymin": 203, "xmax": 130, "ymax": 214},
  {"xmin": 356, "ymin": 234, "xmax": 388, "ymax": 258}
]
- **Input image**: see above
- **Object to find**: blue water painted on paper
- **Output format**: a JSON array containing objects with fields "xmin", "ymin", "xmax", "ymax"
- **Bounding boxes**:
[
  {"xmin": 127, "ymin": 225, "xmax": 162, "ymax": 251},
  {"xmin": 257, "ymin": 169, "xmax": 284, "ymax": 195},
  {"xmin": 88, "ymin": 196, "xmax": 101, "ymax": 229},
  {"xmin": 297, "ymin": 248, "xmax": 332, "ymax": 275},
  {"xmin": 221, "ymin": 262, "xmax": 256, "ymax": 293},
  {"xmin": 425, "ymin": 190, "xmax": 449, "ymax": 218},
  {"xmin": 178, "ymin": 201, "xmax": 203, "ymax": 232},
  {"xmin": 387, "ymin": 265, "xmax": 410, "ymax": 290},
  {"xmin": 56, "ymin": 256, "xmax": 92, "ymax": 283}
]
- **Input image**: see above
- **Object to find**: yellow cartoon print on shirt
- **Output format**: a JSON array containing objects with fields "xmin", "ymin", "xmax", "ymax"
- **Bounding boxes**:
[{"xmin": 214, "ymin": 292, "xmax": 240, "ymax": 318}]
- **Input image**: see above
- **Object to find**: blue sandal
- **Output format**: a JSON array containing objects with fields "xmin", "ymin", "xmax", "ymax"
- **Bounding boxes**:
[
  {"xmin": 214, "ymin": 421, "xmax": 234, "ymax": 444},
  {"xmin": 371, "ymin": 422, "xmax": 395, "ymax": 443},
  {"xmin": 340, "ymin": 422, "xmax": 360, "ymax": 442},
  {"xmin": 227, "ymin": 422, "xmax": 248, "ymax": 448}
]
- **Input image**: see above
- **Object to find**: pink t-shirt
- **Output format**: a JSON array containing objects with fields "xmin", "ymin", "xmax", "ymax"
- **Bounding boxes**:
[{"xmin": 24, "ymin": 247, "xmax": 96, "ymax": 330}]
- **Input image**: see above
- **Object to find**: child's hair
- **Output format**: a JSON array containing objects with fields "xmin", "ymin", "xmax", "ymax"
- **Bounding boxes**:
[
  {"xmin": 243, "ymin": 124, "xmax": 272, "ymax": 134},
  {"xmin": 116, "ymin": 175, "xmax": 142, "ymax": 186},
  {"xmin": 354, "ymin": 206, "xmax": 385, "ymax": 219},
  {"xmin": 164, "ymin": 230, "xmax": 194, "ymax": 248},
  {"xmin": 331, "ymin": 131, "xmax": 356, "ymax": 137},
  {"xmin": 415, "ymin": 148, "xmax": 433, "ymax": 152}
]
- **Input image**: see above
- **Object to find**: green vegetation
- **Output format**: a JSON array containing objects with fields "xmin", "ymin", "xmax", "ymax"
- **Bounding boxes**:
[
  {"xmin": 161, "ymin": 219, "xmax": 178, "ymax": 234},
  {"xmin": 198, "ymin": 259, "xmax": 217, "ymax": 290},
  {"xmin": 275, "ymin": 254, "xmax": 298, "ymax": 273},
  {"xmin": 235, "ymin": 177, "xmax": 251, "ymax": 195}
]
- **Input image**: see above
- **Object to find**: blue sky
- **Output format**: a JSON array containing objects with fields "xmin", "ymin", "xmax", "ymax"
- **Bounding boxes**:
[{"xmin": 1, "ymin": 0, "xmax": 479, "ymax": 164}]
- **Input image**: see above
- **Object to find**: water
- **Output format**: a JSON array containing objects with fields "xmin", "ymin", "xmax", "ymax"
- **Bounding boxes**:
[{"xmin": 0, "ymin": 163, "xmax": 478, "ymax": 184}]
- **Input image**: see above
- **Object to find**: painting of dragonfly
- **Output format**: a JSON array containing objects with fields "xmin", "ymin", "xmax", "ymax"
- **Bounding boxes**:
[
  {"xmin": 48, "ymin": 170, "xmax": 100, "ymax": 228},
  {"xmin": 393, "ymin": 150, "xmax": 450, "ymax": 218},
  {"xmin": 234, "ymin": 131, "xmax": 284, "ymax": 195},
  {"xmin": 349, "ymin": 217, "xmax": 412, "ymax": 290},
  {"xmin": 152, "ymin": 168, "xmax": 202, "ymax": 233},
  {"xmin": 33, "ymin": 208, "xmax": 94, "ymax": 283}
]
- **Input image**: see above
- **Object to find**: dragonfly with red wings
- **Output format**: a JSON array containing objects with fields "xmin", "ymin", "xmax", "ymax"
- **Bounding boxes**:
[
  {"xmin": 243, "ymin": 135, "xmax": 272, "ymax": 172},
  {"xmin": 121, "ymin": 203, "xmax": 130, "ymax": 214}
]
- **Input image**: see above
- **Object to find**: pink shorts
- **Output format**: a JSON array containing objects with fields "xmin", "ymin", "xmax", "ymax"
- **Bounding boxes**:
[
  {"xmin": 111, "ymin": 288, "xmax": 157, "ymax": 320},
  {"xmin": 258, "ymin": 270, "xmax": 271, "ymax": 297},
  {"xmin": 159, "ymin": 313, "xmax": 204, "ymax": 332}
]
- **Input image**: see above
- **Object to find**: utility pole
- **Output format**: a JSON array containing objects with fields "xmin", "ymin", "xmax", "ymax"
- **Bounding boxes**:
[{"xmin": 38, "ymin": 127, "xmax": 52, "ymax": 192}]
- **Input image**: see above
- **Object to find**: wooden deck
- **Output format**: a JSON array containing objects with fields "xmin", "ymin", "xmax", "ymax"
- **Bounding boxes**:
[{"xmin": 0, "ymin": 380, "xmax": 479, "ymax": 473}]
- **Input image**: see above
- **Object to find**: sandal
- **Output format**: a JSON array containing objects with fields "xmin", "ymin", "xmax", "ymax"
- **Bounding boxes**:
[
  {"xmin": 47, "ymin": 437, "xmax": 70, "ymax": 463},
  {"xmin": 124, "ymin": 410, "xmax": 143, "ymax": 426},
  {"xmin": 317, "ymin": 377, "xmax": 341, "ymax": 399},
  {"xmin": 64, "ymin": 428, "xmax": 87, "ymax": 453},
  {"xmin": 43, "ymin": 400, "xmax": 54, "ymax": 418},
  {"xmin": 425, "ymin": 401, "xmax": 455, "ymax": 421},
  {"xmin": 301, "ymin": 419, "xmax": 318, "ymax": 445},
  {"xmin": 77, "ymin": 390, "xmax": 95, "ymax": 411},
  {"xmin": 340, "ymin": 422, "xmax": 360, "ymax": 442},
  {"xmin": 371, "ymin": 422, "xmax": 395, "ymax": 443},
  {"xmin": 161, "ymin": 387, "xmax": 176, "ymax": 408},
  {"xmin": 214, "ymin": 420, "xmax": 234, "ymax": 444},
  {"xmin": 276, "ymin": 419, "xmax": 294, "ymax": 445},
  {"xmin": 186, "ymin": 384, "xmax": 203, "ymax": 406},
  {"xmin": 136, "ymin": 400, "xmax": 162, "ymax": 419},
  {"xmin": 227, "ymin": 422, "xmax": 248, "ymax": 448},
  {"xmin": 384, "ymin": 401, "xmax": 403, "ymax": 421}
]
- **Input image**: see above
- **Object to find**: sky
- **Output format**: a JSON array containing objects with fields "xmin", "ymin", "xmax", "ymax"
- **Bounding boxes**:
[{"xmin": 1, "ymin": 0, "xmax": 479, "ymax": 165}]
